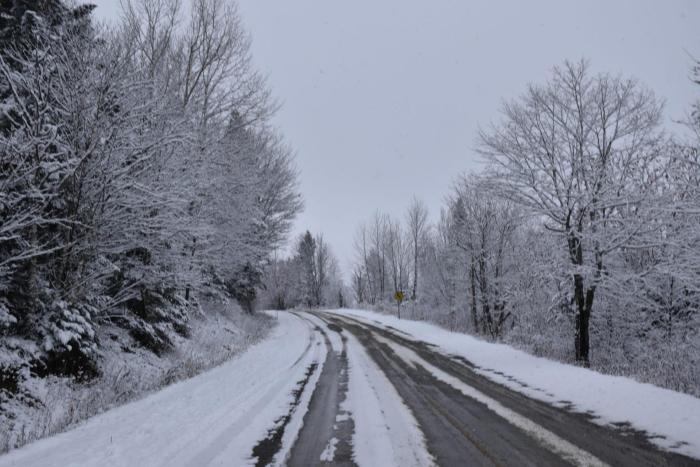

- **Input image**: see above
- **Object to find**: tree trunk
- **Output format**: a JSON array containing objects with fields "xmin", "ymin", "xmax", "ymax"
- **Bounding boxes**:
[
  {"xmin": 477, "ymin": 254, "xmax": 493, "ymax": 336},
  {"xmin": 469, "ymin": 260, "xmax": 479, "ymax": 332},
  {"xmin": 568, "ymin": 229, "xmax": 592, "ymax": 366},
  {"xmin": 185, "ymin": 237, "xmax": 196, "ymax": 302},
  {"xmin": 380, "ymin": 253, "xmax": 385, "ymax": 297},
  {"xmin": 573, "ymin": 273, "xmax": 593, "ymax": 366},
  {"xmin": 412, "ymin": 241, "xmax": 418, "ymax": 300}
]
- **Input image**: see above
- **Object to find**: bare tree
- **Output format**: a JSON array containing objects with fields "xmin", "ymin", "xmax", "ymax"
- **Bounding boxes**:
[
  {"xmin": 450, "ymin": 176, "xmax": 519, "ymax": 338},
  {"xmin": 314, "ymin": 234, "xmax": 330, "ymax": 307},
  {"xmin": 385, "ymin": 218, "xmax": 410, "ymax": 297},
  {"xmin": 479, "ymin": 59, "xmax": 664, "ymax": 365},
  {"xmin": 352, "ymin": 223, "xmax": 375, "ymax": 304},
  {"xmin": 370, "ymin": 212, "xmax": 389, "ymax": 299},
  {"xmin": 406, "ymin": 198, "xmax": 429, "ymax": 300},
  {"xmin": 422, "ymin": 209, "xmax": 463, "ymax": 329},
  {"xmin": 351, "ymin": 265, "xmax": 365, "ymax": 304}
]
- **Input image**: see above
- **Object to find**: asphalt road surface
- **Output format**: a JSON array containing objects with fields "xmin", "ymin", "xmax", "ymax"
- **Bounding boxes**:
[
  {"xmin": 2, "ymin": 310, "xmax": 697, "ymax": 467},
  {"xmin": 279, "ymin": 311, "xmax": 699, "ymax": 467}
]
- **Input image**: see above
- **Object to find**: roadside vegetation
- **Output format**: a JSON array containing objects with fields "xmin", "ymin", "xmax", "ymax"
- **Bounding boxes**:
[
  {"xmin": 346, "ymin": 61, "xmax": 700, "ymax": 397},
  {"xmin": 0, "ymin": 0, "xmax": 300, "ymax": 452}
]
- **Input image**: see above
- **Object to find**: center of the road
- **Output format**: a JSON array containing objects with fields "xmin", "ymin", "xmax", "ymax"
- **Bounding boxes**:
[{"xmin": 371, "ymin": 332, "xmax": 610, "ymax": 467}]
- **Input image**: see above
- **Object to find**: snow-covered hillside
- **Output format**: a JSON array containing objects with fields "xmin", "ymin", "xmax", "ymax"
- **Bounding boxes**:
[{"xmin": 0, "ymin": 300, "xmax": 271, "ymax": 454}]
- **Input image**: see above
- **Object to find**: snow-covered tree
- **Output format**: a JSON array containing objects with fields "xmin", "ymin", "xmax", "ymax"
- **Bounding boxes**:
[
  {"xmin": 405, "ymin": 198, "xmax": 428, "ymax": 300},
  {"xmin": 478, "ymin": 59, "xmax": 664, "ymax": 365},
  {"xmin": 0, "ymin": 0, "xmax": 301, "ymax": 381},
  {"xmin": 449, "ymin": 176, "xmax": 521, "ymax": 337},
  {"xmin": 0, "ymin": 0, "xmax": 102, "ymax": 376}
]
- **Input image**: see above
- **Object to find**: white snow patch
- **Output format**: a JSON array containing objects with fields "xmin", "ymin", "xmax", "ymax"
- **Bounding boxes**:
[
  {"xmin": 319, "ymin": 437, "xmax": 338, "ymax": 462},
  {"xmin": 329, "ymin": 309, "xmax": 700, "ymax": 460},
  {"xmin": 0, "ymin": 312, "xmax": 322, "ymax": 467},
  {"xmin": 343, "ymin": 331, "xmax": 435, "ymax": 467}
]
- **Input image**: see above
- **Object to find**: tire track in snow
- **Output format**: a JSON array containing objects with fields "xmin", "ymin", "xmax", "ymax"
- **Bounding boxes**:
[
  {"xmin": 329, "ymin": 314, "xmax": 583, "ymax": 466},
  {"xmin": 285, "ymin": 312, "xmax": 356, "ymax": 466},
  {"xmin": 311, "ymin": 312, "xmax": 435, "ymax": 467},
  {"xmin": 329, "ymin": 313, "xmax": 698, "ymax": 467},
  {"xmin": 179, "ymin": 312, "xmax": 324, "ymax": 467},
  {"xmin": 251, "ymin": 362, "xmax": 319, "ymax": 466},
  {"xmin": 246, "ymin": 312, "xmax": 328, "ymax": 467},
  {"xmin": 372, "ymin": 332, "xmax": 606, "ymax": 466}
]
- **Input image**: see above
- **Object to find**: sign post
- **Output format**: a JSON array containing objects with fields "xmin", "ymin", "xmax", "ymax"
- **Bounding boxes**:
[{"xmin": 394, "ymin": 290, "xmax": 405, "ymax": 319}]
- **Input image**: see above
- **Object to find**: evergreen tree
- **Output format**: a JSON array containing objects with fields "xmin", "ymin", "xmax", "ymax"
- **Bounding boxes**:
[{"xmin": 296, "ymin": 231, "xmax": 317, "ymax": 307}]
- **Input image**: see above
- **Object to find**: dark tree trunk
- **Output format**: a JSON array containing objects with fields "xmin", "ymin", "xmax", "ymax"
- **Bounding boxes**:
[
  {"xmin": 477, "ymin": 254, "xmax": 493, "ymax": 336},
  {"xmin": 569, "ymin": 232, "xmax": 596, "ymax": 367},
  {"xmin": 412, "ymin": 241, "xmax": 418, "ymax": 300},
  {"xmin": 185, "ymin": 237, "xmax": 196, "ymax": 302},
  {"xmin": 573, "ymin": 274, "xmax": 592, "ymax": 366},
  {"xmin": 469, "ymin": 260, "xmax": 479, "ymax": 332},
  {"xmin": 569, "ymin": 229, "xmax": 593, "ymax": 367}
]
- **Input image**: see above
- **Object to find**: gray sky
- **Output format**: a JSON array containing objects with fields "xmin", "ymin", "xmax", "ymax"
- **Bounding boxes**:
[{"xmin": 91, "ymin": 0, "xmax": 699, "ymax": 279}]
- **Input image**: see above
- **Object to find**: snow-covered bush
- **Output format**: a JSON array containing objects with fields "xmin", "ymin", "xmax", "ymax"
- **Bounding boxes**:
[
  {"xmin": 34, "ymin": 300, "xmax": 99, "ymax": 381},
  {"xmin": 115, "ymin": 292, "xmax": 193, "ymax": 356},
  {"xmin": 0, "ymin": 338, "xmax": 36, "ymax": 399},
  {"xmin": 0, "ymin": 300, "xmax": 16, "ymax": 330},
  {"xmin": 0, "ymin": 300, "xmax": 274, "ymax": 453}
]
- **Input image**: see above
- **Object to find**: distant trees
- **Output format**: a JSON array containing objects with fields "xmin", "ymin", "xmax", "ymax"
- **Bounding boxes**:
[
  {"xmin": 419, "ymin": 208, "xmax": 463, "ymax": 329},
  {"xmin": 351, "ymin": 207, "xmax": 426, "ymax": 309},
  {"xmin": 259, "ymin": 230, "xmax": 342, "ymax": 310},
  {"xmin": 349, "ymin": 59, "xmax": 699, "ymax": 393},
  {"xmin": 450, "ymin": 176, "xmax": 520, "ymax": 338},
  {"xmin": 260, "ymin": 251, "xmax": 298, "ymax": 310},
  {"xmin": 386, "ymin": 218, "xmax": 410, "ymax": 299},
  {"xmin": 296, "ymin": 231, "xmax": 317, "ymax": 306},
  {"xmin": 0, "ymin": 0, "xmax": 301, "ymax": 381},
  {"xmin": 406, "ymin": 198, "xmax": 428, "ymax": 300}
]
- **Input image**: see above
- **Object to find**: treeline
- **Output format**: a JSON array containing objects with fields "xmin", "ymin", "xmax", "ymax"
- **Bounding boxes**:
[
  {"xmin": 351, "ymin": 61, "xmax": 700, "ymax": 394},
  {"xmin": 259, "ymin": 231, "xmax": 346, "ymax": 310},
  {"xmin": 0, "ymin": 0, "xmax": 300, "ymax": 384}
]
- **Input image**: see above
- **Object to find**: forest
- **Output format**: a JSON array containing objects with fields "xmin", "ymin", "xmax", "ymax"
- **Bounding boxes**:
[
  {"xmin": 338, "ymin": 61, "xmax": 700, "ymax": 396},
  {"xmin": 0, "ymin": 0, "xmax": 302, "ymax": 449}
]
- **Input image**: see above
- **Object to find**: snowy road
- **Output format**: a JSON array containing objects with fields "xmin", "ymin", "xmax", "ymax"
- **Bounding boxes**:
[{"xmin": 1, "ymin": 310, "xmax": 698, "ymax": 467}]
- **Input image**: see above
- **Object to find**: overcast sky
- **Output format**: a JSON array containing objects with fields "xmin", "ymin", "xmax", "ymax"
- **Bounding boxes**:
[{"xmin": 91, "ymin": 0, "xmax": 699, "ymax": 279}]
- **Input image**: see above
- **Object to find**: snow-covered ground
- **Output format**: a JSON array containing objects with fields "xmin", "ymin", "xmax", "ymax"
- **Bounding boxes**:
[
  {"xmin": 3, "ymin": 308, "xmax": 697, "ymax": 466},
  {"xmin": 0, "ymin": 311, "xmax": 322, "ymax": 467},
  {"xmin": 329, "ymin": 308, "xmax": 700, "ymax": 460},
  {"xmin": 0, "ymin": 311, "xmax": 439, "ymax": 467},
  {"xmin": 0, "ymin": 300, "xmax": 270, "ymax": 453},
  {"xmin": 339, "ymin": 330, "xmax": 433, "ymax": 466}
]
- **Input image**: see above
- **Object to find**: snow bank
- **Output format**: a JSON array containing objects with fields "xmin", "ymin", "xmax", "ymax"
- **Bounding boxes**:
[
  {"xmin": 0, "ymin": 311, "xmax": 318, "ymax": 467},
  {"xmin": 0, "ymin": 300, "xmax": 271, "ymax": 454},
  {"xmin": 329, "ymin": 308, "xmax": 700, "ymax": 460}
]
